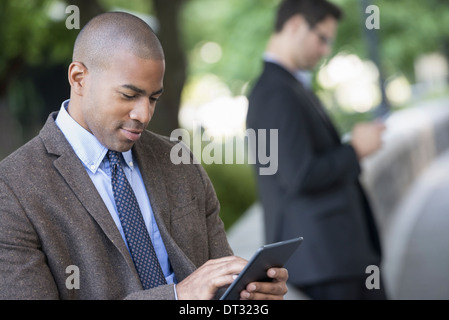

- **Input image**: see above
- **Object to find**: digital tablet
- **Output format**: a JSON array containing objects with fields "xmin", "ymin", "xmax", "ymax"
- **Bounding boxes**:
[{"xmin": 220, "ymin": 236, "xmax": 303, "ymax": 300}]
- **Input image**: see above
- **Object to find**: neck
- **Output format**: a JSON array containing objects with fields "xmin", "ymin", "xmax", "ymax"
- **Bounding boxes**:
[{"xmin": 266, "ymin": 34, "xmax": 298, "ymax": 73}]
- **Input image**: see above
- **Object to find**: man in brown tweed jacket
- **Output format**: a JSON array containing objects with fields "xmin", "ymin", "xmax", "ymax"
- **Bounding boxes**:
[{"xmin": 0, "ymin": 12, "xmax": 288, "ymax": 300}]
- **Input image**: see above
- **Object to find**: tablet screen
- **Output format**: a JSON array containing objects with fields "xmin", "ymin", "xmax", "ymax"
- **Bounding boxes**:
[{"xmin": 220, "ymin": 236, "xmax": 303, "ymax": 300}]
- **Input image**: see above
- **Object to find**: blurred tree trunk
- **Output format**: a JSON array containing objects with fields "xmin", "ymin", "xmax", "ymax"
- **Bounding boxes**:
[
  {"xmin": 443, "ymin": 40, "xmax": 449, "ymax": 84},
  {"xmin": 71, "ymin": 0, "xmax": 105, "ymax": 27},
  {"xmin": 151, "ymin": 0, "xmax": 187, "ymax": 136},
  {"xmin": 0, "ymin": 98, "xmax": 22, "ymax": 159}
]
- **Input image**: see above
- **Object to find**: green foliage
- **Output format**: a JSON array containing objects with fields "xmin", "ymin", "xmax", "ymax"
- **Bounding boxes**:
[
  {"xmin": 182, "ymin": 0, "xmax": 449, "ymax": 95},
  {"xmin": 330, "ymin": 110, "xmax": 373, "ymax": 135},
  {"xmin": 178, "ymin": 131, "xmax": 257, "ymax": 230},
  {"xmin": 333, "ymin": 0, "xmax": 449, "ymax": 81},
  {"xmin": 181, "ymin": 0, "xmax": 280, "ymax": 95},
  {"xmin": 99, "ymin": 0, "xmax": 153, "ymax": 13},
  {"xmin": 203, "ymin": 163, "xmax": 257, "ymax": 230},
  {"xmin": 0, "ymin": 0, "xmax": 76, "ymax": 75}
]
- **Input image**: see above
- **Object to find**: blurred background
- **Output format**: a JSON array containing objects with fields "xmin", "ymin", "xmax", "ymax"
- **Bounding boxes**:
[
  {"xmin": 1, "ymin": 0, "xmax": 447, "ymax": 228},
  {"xmin": 1, "ymin": 0, "xmax": 448, "ymax": 225},
  {"xmin": 1, "ymin": 1, "xmax": 449, "ymax": 299}
]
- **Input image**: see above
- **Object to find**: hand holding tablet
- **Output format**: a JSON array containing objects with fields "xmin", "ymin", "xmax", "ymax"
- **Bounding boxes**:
[{"xmin": 220, "ymin": 236, "xmax": 303, "ymax": 300}]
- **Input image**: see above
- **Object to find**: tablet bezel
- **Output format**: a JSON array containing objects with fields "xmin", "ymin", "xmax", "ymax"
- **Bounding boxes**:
[{"xmin": 219, "ymin": 236, "xmax": 303, "ymax": 300}]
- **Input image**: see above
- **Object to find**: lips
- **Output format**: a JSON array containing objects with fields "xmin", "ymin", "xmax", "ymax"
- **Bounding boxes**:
[{"xmin": 120, "ymin": 128, "xmax": 143, "ymax": 142}]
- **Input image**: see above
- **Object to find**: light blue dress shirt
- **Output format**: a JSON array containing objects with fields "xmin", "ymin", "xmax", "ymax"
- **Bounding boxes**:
[
  {"xmin": 263, "ymin": 52, "xmax": 313, "ymax": 89},
  {"xmin": 55, "ymin": 99, "xmax": 176, "ymax": 286}
]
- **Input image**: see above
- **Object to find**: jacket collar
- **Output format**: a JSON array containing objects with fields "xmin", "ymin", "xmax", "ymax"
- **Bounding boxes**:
[
  {"xmin": 39, "ymin": 112, "xmax": 138, "ymax": 277},
  {"xmin": 40, "ymin": 112, "xmax": 196, "ymax": 282}
]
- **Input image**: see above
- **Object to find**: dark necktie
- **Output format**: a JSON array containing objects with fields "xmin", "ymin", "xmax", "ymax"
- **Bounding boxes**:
[{"xmin": 108, "ymin": 150, "xmax": 167, "ymax": 289}]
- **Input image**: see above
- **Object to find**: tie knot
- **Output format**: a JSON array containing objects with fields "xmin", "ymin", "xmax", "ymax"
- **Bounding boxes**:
[{"xmin": 107, "ymin": 150, "xmax": 122, "ymax": 166}]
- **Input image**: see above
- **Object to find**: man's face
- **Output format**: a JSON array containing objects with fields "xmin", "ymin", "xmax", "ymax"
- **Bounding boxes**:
[
  {"xmin": 292, "ymin": 15, "xmax": 337, "ymax": 70},
  {"xmin": 73, "ymin": 50, "xmax": 165, "ymax": 152}
]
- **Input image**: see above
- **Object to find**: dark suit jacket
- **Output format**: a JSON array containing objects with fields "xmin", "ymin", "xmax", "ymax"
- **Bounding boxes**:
[
  {"xmin": 0, "ymin": 112, "xmax": 232, "ymax": 299},
  {"xmin": 246, "ymin": 62, "xmax": 382, "ymax": 286}
]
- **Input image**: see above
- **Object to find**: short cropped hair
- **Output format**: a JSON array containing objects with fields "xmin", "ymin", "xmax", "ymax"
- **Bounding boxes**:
[
  {"xmin": 73, "ymin": 12, "xmax": 164, "ymax": 71},
  {"xmin": 275, "ymin": 0, "xmax": 343, "ymax": 32}
]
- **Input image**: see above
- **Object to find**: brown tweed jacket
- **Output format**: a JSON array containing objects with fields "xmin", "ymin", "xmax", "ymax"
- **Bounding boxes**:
[{"xmin": 0, "ymin": 112, "xmax": 232, "ymax": 299}]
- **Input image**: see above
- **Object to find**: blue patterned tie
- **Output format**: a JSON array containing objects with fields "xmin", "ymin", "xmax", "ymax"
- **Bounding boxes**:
[{"xmin": 108, "ymin": 150, "xmax": 167, "ymax": 289}]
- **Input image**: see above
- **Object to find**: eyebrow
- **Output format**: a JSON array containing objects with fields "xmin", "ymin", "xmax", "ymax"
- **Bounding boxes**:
[{"xmin": 120, "ymin": 84, "xmax": 164, "ymax": 96}]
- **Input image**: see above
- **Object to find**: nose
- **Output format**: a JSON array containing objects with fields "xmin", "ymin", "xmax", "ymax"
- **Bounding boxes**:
[
  {"xmin": 129, "ymin": 98, "xmax": 154, "ymax": 125},
  {"xmin": 324, "ymin": 44, "xmax": 333, "ymax": 56}
]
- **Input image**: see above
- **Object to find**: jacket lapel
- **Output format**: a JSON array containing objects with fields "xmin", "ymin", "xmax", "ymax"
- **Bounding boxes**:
[
  {"xmin": 133, "ymin": 133, "xmax": 197, "ymax": 281},
  {"xmin": 266, "ymin": 62, "xmax": 342, "ymax": 143},
  {"xmin": 304, "ymin": 89, "xmax": 342, "ymax": 143},
  {"xmin": 39, "ymin": 113, "xmax": 137, "ymax": 274},
  {"xmin": 41, "ymin": 112, "xmax": 196, "ymax": 282}
]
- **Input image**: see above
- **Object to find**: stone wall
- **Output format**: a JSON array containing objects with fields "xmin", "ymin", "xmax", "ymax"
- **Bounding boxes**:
[
  {"xmin": 361, "ymin": 96, "xmax": 449, "ymax": 236},
  {"xmin": 360, "ymin": 96, "xmax": 449, "ymax": 299}
]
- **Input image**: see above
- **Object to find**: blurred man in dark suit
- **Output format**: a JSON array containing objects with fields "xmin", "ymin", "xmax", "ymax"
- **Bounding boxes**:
[{"xmin": 247, "ymin": 0, "xmax": 387, "ymax": 300}]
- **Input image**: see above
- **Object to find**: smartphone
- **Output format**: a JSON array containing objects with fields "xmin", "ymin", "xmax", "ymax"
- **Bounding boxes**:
[{"xmin": 219, "ymin": 236, "xmax": 303, "ymax": 300}]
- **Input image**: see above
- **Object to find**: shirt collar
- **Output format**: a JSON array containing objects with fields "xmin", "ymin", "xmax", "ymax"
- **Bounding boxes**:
[
  {"xmin": 55, "ymin": 99, "xmax": 134, "ymax": 173},
  {"xmin": 263, "ymin": 52, "xmax": 313, "ymax": 89}
]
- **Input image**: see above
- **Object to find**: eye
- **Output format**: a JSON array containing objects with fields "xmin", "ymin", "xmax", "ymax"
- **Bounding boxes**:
[
  {"xmin": 122, "ymin": 93, "xmax": 136, "ymax": 100},
  {"xmin": 150, "ymin": 96, "xmax": 160, "ymax": 102}
]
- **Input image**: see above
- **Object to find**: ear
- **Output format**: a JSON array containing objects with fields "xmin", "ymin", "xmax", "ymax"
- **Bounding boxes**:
[
  {"xmin": 68, "ymin": 62, "xmax": 88, "ymax": 96},
  {"xmin": 286, "ymin": 14, "xmax": 308, "ymax": 34}
]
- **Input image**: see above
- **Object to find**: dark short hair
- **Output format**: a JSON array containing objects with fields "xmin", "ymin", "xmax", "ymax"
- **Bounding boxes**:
[
  {"xmin": 73, "ymin": 12, "xmax": 164, "ymax": 71},
  {"xmin": 275, "ymin": 0, "xmax": 343, "ymax": 32}
]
